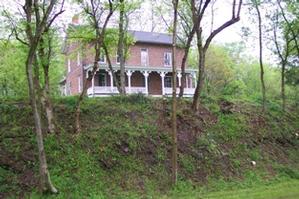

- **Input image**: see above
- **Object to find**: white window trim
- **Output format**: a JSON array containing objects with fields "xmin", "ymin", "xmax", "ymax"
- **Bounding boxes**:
[
  {"xmin": 141, "ymin": 48, "xmax": 149, "ymax": 66},
  {"xmin": 67, "ymin": 59, "xmax": 71, "ymax": 73},
  {"xmin": 164, "ymin": 52, "xmax": 172, "ymax": 67}
]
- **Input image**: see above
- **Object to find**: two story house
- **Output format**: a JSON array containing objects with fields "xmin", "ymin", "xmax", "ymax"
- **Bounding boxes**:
[{"xmin": 62, "ymin": 25, "xmax": 197, "ymax": 97}]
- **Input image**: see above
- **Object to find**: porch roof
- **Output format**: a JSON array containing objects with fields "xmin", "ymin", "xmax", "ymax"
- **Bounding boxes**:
[{"xmin": 83, "ymin": 63, "xmax": 198, "ymax": 74}]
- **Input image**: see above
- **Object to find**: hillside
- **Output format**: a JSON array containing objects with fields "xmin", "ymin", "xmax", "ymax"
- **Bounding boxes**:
[{"xmin": 0, "ymin": 96, "xmax": 299, "ymax": 198}]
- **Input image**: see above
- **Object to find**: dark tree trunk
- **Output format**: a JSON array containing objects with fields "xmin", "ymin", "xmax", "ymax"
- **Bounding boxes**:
[
  {"xmin": 254, "ymin": 2, "xmax": 266, "ymax": 111},
  {"xmin": 103, "ymin": 44, "xmax": 122, "ymax": 93},
  {"xmin": 281, "ymin": 63, "xmax": 286, "ymax": 111},
  {"xmin": 26, "ymin": 45, "xmax": 57, "ymax": 194},
  {"xmin": 39, "ymin": 34, "xmax": 56, "ymax": 134},
  {"xmin": 171, "ymin": 0, "xmax": 179, "ymax": 185},
  {"xmin": 118, "ymin": 0, "xmax": 126, "ymax": 95},
  {"xmin": 179, "ymin": 27, "xmax": 195, "ymax": 97}
]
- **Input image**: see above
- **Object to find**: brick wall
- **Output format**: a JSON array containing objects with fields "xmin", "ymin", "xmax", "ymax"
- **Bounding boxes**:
[
  {"xmin": 80, "ymin": 42, "xmax": 186, "ymax": 69},
  {"xmin": 65, "ymin": 41, "xmax": 189, "ymax": 95}
]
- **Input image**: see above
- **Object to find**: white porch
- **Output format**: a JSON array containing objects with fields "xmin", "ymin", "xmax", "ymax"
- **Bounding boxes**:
[{"xmin": 85, "ymin": 64, "xmax": 197, "ymax": 97}]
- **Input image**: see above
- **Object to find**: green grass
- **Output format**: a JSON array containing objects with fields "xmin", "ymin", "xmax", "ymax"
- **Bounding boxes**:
[
  {"xmin": 1, "ymin": 96, "xmax": 299, "ymax": 199},
  {"xmin": 161, "ymin": 178, "xmax": 299, "ymax": 199},
  {"xmin": 203, "ymin": 179, "xmax": 299, "ymax": 199}
]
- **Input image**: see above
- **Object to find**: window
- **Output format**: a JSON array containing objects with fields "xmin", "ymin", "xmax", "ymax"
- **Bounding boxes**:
[
  {"xmin": 141, "ymin": 48, "xmax": 148, "ymax": 66},
  {"xmin": 99, "ymin": 53, "xmax": 105, "ymax": 63},
  {"xmin": 164, "ymin": 52, "xmax": 172, "ymax": 67},
  {"xmin": 116, "ymin": 52, "xmax": 120, "ymax": 64},
  {"xmin": 78, "ymin": 76, "xmax": 81, "ymax": 92},
  {"xmin": 164, "ymin": 75, "xmax": 172, "ymax": 88},
  {"xmin": 77, "ymin": 52, "xmax": 80, "ymax": 66},
  {"xmin": 67, "ymin": 59, "xmax": 71, "ymax": 73},
  {"xmin": 99, "ymin": 73, "xmax": 107, "ymax": 86}
]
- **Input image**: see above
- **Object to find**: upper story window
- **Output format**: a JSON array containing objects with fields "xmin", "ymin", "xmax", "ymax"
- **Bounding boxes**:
[
  {"xmin": 141, "ymin": 48, "xmax": 148, "ymax": 66},
  {"xmin": 164, "ymin": 52, "xmax": 172, "ymax": 67},
  {"xmin": 67, "ymin": 59, "xmax": 71, "ymax": 73},
  {"xmin": 116, "ymin": 52, "xmax": 120, "ymax": 64},
  {"xmin": 99, "ymin": 52, "xmax": 106, "ymax": 63}
]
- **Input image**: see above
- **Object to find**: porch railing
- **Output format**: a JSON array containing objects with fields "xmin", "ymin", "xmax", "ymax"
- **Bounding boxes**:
[{"xmin": 87, "ymin": 86, "xmax": 195, "ymax": 97}]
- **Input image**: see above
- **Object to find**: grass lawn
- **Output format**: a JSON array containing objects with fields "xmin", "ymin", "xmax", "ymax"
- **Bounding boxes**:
[{"xmin": 164, "ymin": 179, "xmax": 299, "ymax": 199}]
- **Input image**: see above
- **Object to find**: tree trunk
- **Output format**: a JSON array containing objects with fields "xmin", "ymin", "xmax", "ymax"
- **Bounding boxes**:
[
  {"xmin": 41, "ymin": 74, "xmax": 55, "ymax": 134},
  {"xmin": 281, "ymin": 63, "xmax": 286, "ymax": 111},
  {"xmin": 118, "ymin": 0, "xmax": 126, "ymax": 95},
  {"xmin": 26, "ymin": 45, "xmax": 57, "ymax": 194},
  {"xmin": 192, "ymin": 27, "xmax": 206, "ymax": 110},
  {"xmin": 171, "ymin": 0, "xmax": 179, "ymax": 185},
  {"xmin": 255, "ymin": 2, "xmax": 266, "ymax": 111},
  {"xmin": 103, "ymin": 44, "xmax": 122, "ymax": 93},
  {"xmin": 75, "ymin": 64, "xmax": 97, "ymax": 133},
  {"xmin": 179, "ymin": 27, "xmax": 195, "ymax": 98},
  {"xmin": 39, "ymin": 35, "xmax": 56, "ymax": 134}
]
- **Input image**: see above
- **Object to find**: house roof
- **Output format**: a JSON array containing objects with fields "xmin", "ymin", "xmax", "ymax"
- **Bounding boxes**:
[{"xmin": 129, "ymin": 30, "xmax": 173, "ymax": 45}]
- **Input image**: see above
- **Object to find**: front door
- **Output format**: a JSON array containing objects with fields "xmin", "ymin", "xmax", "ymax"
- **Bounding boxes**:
[{"xmin": 148, "ymin": 72, "xmax": 162, "ymax": 95}]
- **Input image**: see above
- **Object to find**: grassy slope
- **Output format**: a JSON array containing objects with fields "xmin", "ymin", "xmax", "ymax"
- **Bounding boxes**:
[{"xmin": 0, "ymin": 95, "xmax": 299, "ymax": 198}]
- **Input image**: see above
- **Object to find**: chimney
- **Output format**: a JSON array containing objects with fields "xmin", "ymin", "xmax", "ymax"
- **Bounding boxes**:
[{"xmin": 72, "ymin": 14, "xmax": 79, "ymax": 25}]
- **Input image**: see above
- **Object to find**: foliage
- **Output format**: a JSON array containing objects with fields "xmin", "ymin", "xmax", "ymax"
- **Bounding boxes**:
[
  {"xmin": 0, "ymin": 41, "xmax": 27, "ymax": 97},
  {"xmin": 0, "ymin": 39, "xmax": 64, "ymax": 98}
]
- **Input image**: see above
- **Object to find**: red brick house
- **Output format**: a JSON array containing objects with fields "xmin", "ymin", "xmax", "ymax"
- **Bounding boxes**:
[{"xmin": 62, "ymin": 30, "xmax": 197, "ymax": 97}]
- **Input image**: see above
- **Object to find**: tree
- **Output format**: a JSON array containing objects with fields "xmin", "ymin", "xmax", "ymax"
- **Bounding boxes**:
[
  {"xmin": 116, "ymin": 0, "xmax": 141, "ymax": 95},
  {"xmin": 177, "ymin": 0, "xmax": 196, "ymax": 97},
  {"xmin": 191, "ymin": 0, "xmax": 243, "ymax": 110},
  {"xmin": 154, "ymin": 0, "xmax": 196, "ymax": 98},
  {"xmin": 38, "ymin": 29, "xmax": 61, "ymax": 133},
  {"xmin": 171, "ymin": 0, "xmax": 179, "ymax": 185},
  {"xmin": 267, "ymin": 0, "xmax": 299, "ymax": 111},
  {"xmin": 7, "ymin": 0, "xmax": 65, "ymax": 193},
  {"xmin": 272, "ymin": 8, "xmax": 291, "ymax": 111},
  {"xmin": 252, "ymin": 0, "xmax": 266, "ymax": 111},
  {"xmin": 117, "ymin": 0, "xmax": 126, "ymax": 94},
  {"xmin": 74, "ymin": 0, "xmax": 115, "ymax": 133},
  {"xmin": 204, "ymin": 45, "xmax": 234, "ymax": 96}
]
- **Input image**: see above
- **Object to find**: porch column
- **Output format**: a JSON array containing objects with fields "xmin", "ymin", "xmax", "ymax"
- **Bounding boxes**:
[
  {"xmin": 108, "ymin": 71, "xmax": 113, "ymax": 92},
  {"xmin": 177, "ymin": 72, "xmax": 182, "ymax": 87},
  {"xmin": 92, "ymin": 74, "xmax": 95, "ymax": 97},
  {"xmin": 159, "ymin": 71, "xmax": 166, "ymax": 95},
  {"xmin": 186, "ymin": 74, "xmax": 189, "ymax": 88},
  {"xmin": 192, "ymin": 72, "xmax": 197, "ymax": 88},
  {"xmin": 126, "ymin": 70, "xmax": 132, "ymax": 94},
  {"xmin": 142, "ymin": 71, "xmax": 149, "ymax": 95}
]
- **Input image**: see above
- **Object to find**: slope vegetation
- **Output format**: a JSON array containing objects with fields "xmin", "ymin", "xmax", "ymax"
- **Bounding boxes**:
[{"xmin": 0, "ymin": 95, "xmax": 298, "ymax": 198}]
